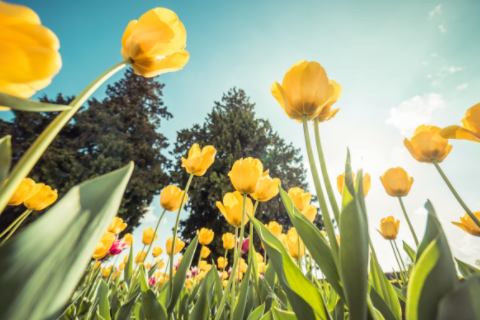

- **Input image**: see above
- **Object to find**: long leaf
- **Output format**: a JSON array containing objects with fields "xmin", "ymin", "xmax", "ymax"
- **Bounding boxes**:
[
  {"xmin": 125, "ymin": 245, "xmax": 134, "ymax": 289},
  {"xmin": 116, "ymin": 293, "xmax": 139, "ymax": 320},
  {"xmin": 249, "ymin": 214, "xmax": 331, "ymax": 320},
  {"xmin": 0, "ymin": 91, "xmax": 72, "ymax": 112},
  {"xmin": 272, "ymin": 308, "xmax": 298, "ymax": 320},
  {"xmin": 437, "ymin": 274, "xmax": 480, "ymax": 319},
  {"xmin": 368, "ymin": 285, "xmax": 396, "ymax": 320},
  {"xmin": 190, "ymin": 266, "xmax": 216, "ymax": 320},
  {"xmin": 0, "ymin": 135, "xmax": 11, "ymax": 185},
  {"xmin": 261, "ymin": 263, "xmax": 276, "ymax": 312},
  {"xmin": 233, "ymin": 261, "xmax": 253, "ymax": 320},
  {"xmin": 97, "ymin": 281, "xmax": 111, "ymax": 320},
  {"xmin": 455, "ymin": 259, "xmax": 480, "ymax": 279},
  {"xmin": 142, "ymin": 290, "xmax": 167, "ymax": 320},
  {"xmin": 402, "ymin": 241, "xmax": 416, "ymax": 262},
  {"xmin": 0, "ymin": 162, "xmax": 133, "ymax": 320},
  {"xmin": 246, "ymin": 304, "xmax": 265, "ymax": 320}
]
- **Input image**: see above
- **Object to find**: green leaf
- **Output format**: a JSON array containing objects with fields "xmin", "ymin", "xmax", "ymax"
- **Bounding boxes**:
[
  {"xmin": 0, "ymin": 162, "xmax": 133, "ymax": 320},
  {"xmin": 249, "ymin": 214, "xmax": 331, "ymax": 320},
  {"xmin": 233, "ymin": 261, "xmax": 253, "ymax": 320},
  {"xmin": 391, "ymin": 286, "xmax": 406, "ymax": 303},
  {"xmin": 246, "ymin": 304, "xmax": 265, "ymax": 320},
  {"xmin": 272, "ymin": 308, "xmax": 299, "ymax": 320},
  {"xmin": 158, "ymin": 279, "xmax": 171, "ymax": 307},
  {"xmin": 187, "ymin": 277, "xmax": 201, "ymax": 304},
  {"xmin": 213, "ymin": 264, "xmax": 226, "ymax": 320},
  {"xmin": 437, "ymin": 274, "xmax": 480, "ymax": 320},
  {"xmin": 125, "ymin": 245, "xmax": 134, "ymax": 289},
  {"xmin": 403, "ymin": 241, "xmax": 416, "ymax": 262},
  {"xmin": 190, "ymin": 266, "xmax": 216, "ymax": 320},
  {"xmin": 142, "ymin": 289, "xmax": 168, "ymax": 320},
  {"xmin": 94, "ymin": 309, "xmax": 107, "ymax": 320},
  {"xmin": 278, "ymin": 187, "xmax": 345, "ymax": 302},
  {"xmin": 260, "ymin": 310, "xmax": 274, "ymax": 320},
  {"xmin": 97, "ymin": 281, "xmax": 111, "ymax": 320},
  {"xmin": 116, "ymin": 293, "xmax": 139, "ymax": 320},
  {"xmin": 0, "ymin": 135, "xmax": 11, "ymax": 185},
  {"xmin": 139, "ymin": 266, "xmax": 149, "ymax": 293},
  {"xmin": 0, "ymin": 91, "xmax": 72, "ymax": 112},
  {"xmin": 338, "ymin": 155, "xmax": 369, "ymax": 320},
  {"xmin": 368, "ymin": 285, "xmax": 396, "ymax": 320},
  {"xmin": 261, "ymin": 263, "xmax": 276, "ymax": 312},
  {"xmin": 167, "ymin": 235, "xmax": 198, "ymax": 315},
  {"xmin": 406, "ymin": 202, "xmax": 459, "ymax": 320},
  {"xmin": 455, "ymin": 259, "xmax": 480, "ymax": 279}
]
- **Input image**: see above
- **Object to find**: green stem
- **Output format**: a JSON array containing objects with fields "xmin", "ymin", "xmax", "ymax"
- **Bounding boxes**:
[
  {"xmin": 393, "ymin": 240, "xmax": 409, "ymax": 280},
  {"xmin": 302, "ymin": 115, "xmax": 339, "ymax": 265},
  {"xmin": 169, "ymin": 173, "xmax": 194, "ymax": 300},
  {"xmin": 214, "ymin": 195, "xmax": 247, "ymax": 320},
  {"xmin": 248, "ymin": 200, "xmax": 259, "ymax": 263},
  {"xmin": 230, "ymin": 227, "xmax": 239, "ymax": 320},
  {"xmin": 0, "ymin": 209, "xmax": 32, "ymax": 238},
  {"xmin": 397, "ymin": 196, "xmax": 419, "ymax": 247},
  {"xmin": 144, "ymin": 209, "xmax": 167, "ymax": 261},
  {"xmin": 1, "ymin": 209, "xmax": 31, "ymax": 244},
  {"xmin": 194, "ymin": 245, "xmax": 204, "ymax": 286},
  {"xmin": 390, "ymin": 241, "xmax": 407, "ymax": 283},
  {"xmin": 313, "ymin": 117, "xmax": 341, "ymax": 223},
  {"xmin": 432, "ymin": 159, "xmax": 480, "ymax": 229},
  {"xmin": 369, "ymin": 238, "xmax": 390, "ymax": 307},
  {"xmin": 222, "ymin": 249, "xmax": 228, "ymax": 275},
  {"xmin": 0, "ymin": 58, "xmax": 132, "ymax": 215}
]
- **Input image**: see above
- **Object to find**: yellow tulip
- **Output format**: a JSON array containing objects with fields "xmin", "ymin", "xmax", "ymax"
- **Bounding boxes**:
[
  {"xmin": 197, "ymin": 228, "xmax": 214, "ymax": 245},
  {"xmin": 287, "ymin": 187, "xmax": 311, "ymax": 211},
  {"xmin": 285, "ymin": 228, "xmax": 305, "ymax": 259},
  {"xmin": 160, "ymin": 185, "xmax": 188, "ymax": 211},
  {"xmin": 223, "ymin": 280, "xmax": 228, "ymax": 288},
  {"xmin": 135, "ymin": 250, "xmax": 147, "ymax": 263},
  {"xmin": 258, "ymin": 262, "xmax": 266, "ymax": 274},
  {"xmin": 156, "ymin": 260, "xmax": 165, "ymax": 269},
  {"xmin": 23, "ymin": 183, "xmax": 58, "ymax": 210},
  {"xmin": 185, "ymin": 279, "xmax": 192, "ymax": 290},
  {"xmin": 377, "ymin": 216, "xmax": 400, "ymax": 240},
  {"xmin": 152, "ymin": 246, "xmax": 163, "ymax": 257},
  {"xmin": 7, "ymin": 178, "xmax": 35, "ymax": 206},
  {"xmin": 178, "ymin": 256, "xmax": 183, "ymax": 263},
  {"xmin": 316, "ymin": 80, "xmax": 342, "ymax": 123},
  {"xmin": 250, "ymin": 170, "xmax": 281, "ymax": 202},
  {"xmin": 271, "ymin": 60, "xmax": 335, "ymax": 122},
  {"xmin": 337, "ymin": 172, "xmax": 371, "ymax": 197},
  {"xmin": 301, "ymin": 205, "xmax": 317, "ymax": 223},
  {"xmin": 181, "ymin": 144, "xmax": 216, "ymax": 176},
  {"xmin": 201, "ymin": 246, "xmax": 211, "ymax": 258},
  {"xmin": 404, "ymin": 125, "xmax": 452, "ymax": 163},
  {"xmin": 256, "ymin": 252, "xmax": 263, "ymax": 263},
  {"xmin": 145, "ymin": 263, "xmax": 152, "ymax": 270},
  {"xmin": 123, "ymin": 255, "xmax": 128, "ymax": 263},
  {"xmin": 239, "ymin": 258, "xmax": 247, "ymax": 273},
  {"xmin": 229, "ymin": 158, "xmax": 264, "ymax": 194},
  {"xmin": 0, "ymin": 1, "xmax": 61, "ymax": 100},
  {"xmin": 452, "ymin": 212, "xmax": 480, "ymax": 236},
  {"xmin": 121, "ymin": 8, "xmax": 189, "ymax": 78},
  {"xmin": 166, "ymin": 237, "xmax": 185, "ymax": 255},
  {"xmin": 93, "ymin": 232, "xmax": 116, "ymax": 259},
  {"xmin": 108, "ymin": 217, "xmax": 127, "ymax": 234},
  {"xmin": 102, "ymin": 267, "xmax": 112, "ymax": 278},
  {"xmin": 94, "ymin": 261, "xmax": 101, "ymax": 270},
  {"xmin": 119, "ymin": 262, "xmax": 125, "ymax": 270},
  {"xmin": 440, "ymin": 103, "xmax": 480, "ymax": 143},
  {"xmin": 205, "ymin": 263, "xmax": 212, "ymax": 272},
  {"xmin": 380, "ymin": 167, "xmax": 414, "ymax": 197},
  {"xmin": 142, "ymin": 227, "xmax": 158, "ymax": 245},
  {"xmin": 222, "ymin": 232, "xmax": 235, "ymax": 250},
  {"xmin": 265, "ymin": 221, "xmax": 283, "ymax": 238},
  {"xmin": 216, "ymin": 191, "xmax": 254, "ymax": 227},
  {"xmin": 320, "ymin": 230, "xmax": 327, "ymax": 240},
  {"xmin": 124, "ymin": 233, "xmax": 134, "ymax": 246},
  {"xmin": 199, "ymin": 260, "xmax": 207, "ymax": 271},
  {"xmin": 279, "ymin": 233, "xmax": 288, "ymax": 250},
  {"xmin": 217, "ymin": 257, "xmax": 228, "ymax": 269}
]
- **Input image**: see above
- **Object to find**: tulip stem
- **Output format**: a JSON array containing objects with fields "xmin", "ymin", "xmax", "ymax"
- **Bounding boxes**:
[
  {"xmin": 144, "ymin": 209, "xmax": 167, "ymax": 265},
  {"xmin": 214, "ymin": 195, "xmax": 247, "ymax": 320},
  {"xmin": 0, "ymin": 209, "xmax": 32, "ymax": 239},
  {"xmin": 390, "ymin": 241, "xmax": 407, "ymax": 283},
  {"xmin": 0, "ymin": 209, "xmax": 32, "ymax": 244},
  {"xmin": 194, "ymin": 245, "xmax": 204, "ymax": 286},
  {"xmin": 169, "ymin": 173, "xmax": 194, "ymax": 302},
  {"xmin": 397, "ymin": 196, "xmax": 419, "ymax": 247},
  {"xmin": 231, "ymin": 227, "xmax": 239, "ymax": 320},
  {"xmin": 302, "ymin": 115, "xmax": 339, "ymax": 265},
  {"xmin": 432, "ymin": 159, "xmax": 480, "ymax": 229},
  {"xmin": 393, "ymin": 240, "xmax": 408, "ymax": 281},
  {"xmin": 313, "ymin": 117, "xmax": 341, "ymax": 224},
  {"xmin": 222, "ymin": 249, "xmax": 228, "ymax": 274},
  {"xmin": 0, "ymin": 58, "xmax": 132, "ymax": 215},
  {"xmin": 248, "ymin": 200, "xmax": 259, "ymax": 263}
]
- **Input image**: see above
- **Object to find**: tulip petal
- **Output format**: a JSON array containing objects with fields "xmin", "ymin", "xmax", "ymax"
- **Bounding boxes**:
[
  {"xmin": 440, "ymin": 126, "xmax": 480, "ymax": 143},
  {"xmin": 0, "ymin": 2, "xmax": 40, "ymax": 24},
  {"xmin": 271, "ymin": 82, "xmax": 301, "ymax": 120},
  {"xmin": 131, "ymin": 49, "xmax": 189, "ymax": 78}
]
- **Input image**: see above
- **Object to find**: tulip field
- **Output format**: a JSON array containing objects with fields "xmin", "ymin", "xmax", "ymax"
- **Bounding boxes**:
[{"xmin": 1, "ymin": 1, "xmax": 480, "ymax": 320}]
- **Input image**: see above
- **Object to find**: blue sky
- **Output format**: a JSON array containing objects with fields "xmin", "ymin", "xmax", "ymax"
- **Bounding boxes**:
[{"xmin": 3, "ymin": 0, "xmax": 480, "ymax": 270}]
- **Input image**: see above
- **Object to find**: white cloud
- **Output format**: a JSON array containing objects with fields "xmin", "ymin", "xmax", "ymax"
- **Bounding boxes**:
[
  {"xmin": 386, "ymin": 93, "xmax": 446, "ymax": 136},
  {"xmin": 452, "ymin": 234, "xmax": 480, "ymax": 256},
  {"xmin": 457, "ymin": 83, "xmax": 468, "ymax": 90},
  {"xmin": 140, "ymin": 205, "xmax": 157, "ymax": 223},
  {"xmin": 439, "ymin": 24, "xmax": 446, "ymax": 33},
  {"xmin": 432, "ymin": 66, "xmax": 464, "ymax": 86},
  {"xmin": 414, "ymin": 207, "xmax": 428, "ymax": 215},
  {"xmin": 429, "ymin": 4, "xmax": 442, "ymax": 19}
]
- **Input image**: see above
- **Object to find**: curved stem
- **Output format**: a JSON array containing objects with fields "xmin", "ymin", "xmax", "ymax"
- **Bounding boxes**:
[
  {"xmin": 397, "ymin": 196, "xmax": 419, "ymax": 247},
  {"xmin": 169, "ymin": 173, "xmax": 194, "ymax": 299},
  {"xmin": 0, "ymin": 59, "xmax": 132, "ymax": 215},
  {"xmin": 393, "ymin": 240, "xmax": 409, "ymax": 280},
  {"xmin": 222, "ymin": 249, "xmax": 228, "ymax": 274},
  {"xmin": 0, "ymin": 209, "xmax": 32, "ymax": 238},
  {"xmin": 313, "ymin": 117, "xmax": 341, "ymax": 223},
  {"xmin": 302, "ymin": 115, "xmax": 339, "ymax": 264},
  {"xmin": 432, "ymin": 159, "xmax": 480, "ymax": 228},
  {"xmin": 1, "ymin": 209, "xmax": 32, "ymax": 244},
  {"xmin": 144, "ymin": 209, "xmax": 167, "ymax": 261},
  {"xmin": 390, "ymin": 241, "xmax": 407, "ymax": 283}
]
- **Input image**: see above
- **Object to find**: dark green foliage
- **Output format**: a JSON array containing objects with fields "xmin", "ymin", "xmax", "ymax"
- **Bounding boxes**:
[
  {"xmin": 0, "ymin": 69, "xmax": 171, "ymax": 234},
  {"xmin": 170, "ymin": 88, "xmax": 322, "ymax": 263}
]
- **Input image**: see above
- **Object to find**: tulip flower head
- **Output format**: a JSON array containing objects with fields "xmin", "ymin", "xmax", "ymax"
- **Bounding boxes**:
[
  {"xmin": 217, "ymin": 257, "xmax": 228, "ymax": 269},
  {"xmin": 108, "ymin": 217, "xmax": 127, "ymax": 234},
  {"xmin": 93, "ymin": 232, "xmax": 116, "ymax": 260},
  {"xmin": 185, "ymin": 279, "xmax": 192, "ymax": 290},
  {"xmin": 316, "ymin": 80, "xmax": 342, "ymax": 123},
  {"xmin": 265, "ymin": 221, "xmax": 283, "ymax": 238},
  {"xmin": 222, "ymin": 232, "xmax": 235, "ymax": 250},
  {"xmin": 237, "ymin": 238, "xmax": 249, "ymax": 254},
  {"xmin": 135, "ymin": 250, "xmax": 147, "ymax": 264},
  {"xmin": 160, "ymin": 185, "xmax": 188, "ymax": 211},
  {"xmin": 94, "ymin": 260, "xmax": 101, "ymax": 270},
  {"xmin": 223, "ymin": 280, "xmax": 228, "ymax": 288},
  {"xmin": 238, "ymin": 258, "xmax": 247, "ymax": 273},
  {"xmin": 166, "ymin": 237, "xmax": 185, "ymax": 255},
  {"xmin": 197, "ymin": 228, "xmax": 214, "ymax": 245},
  {"xmin": 181, "ymin": 144, "xmax": 216, "ymax": 176},
  {"xmin": 102, "ymin": 266, "xmax": 112, "ymax": 278},
  {"xmin": 23, "ymin": 183, "xmax": 58, "ymax": 211},
  {"xmin": 229, "ymin": 158, "xmax": 264, "ymax": 194},
  {"xmin": 380, "ymin": 167, "xmax": 414, "ymax": 197},
  {"xmin": 109, "ymin": 237, "xmax": 129, "ymax": 255},
  {"xmin": 404, "ymin": 125, "xmax": 452, "ymax": 163},
  {"xmin": 200, "ymin": 246, "xmax": 211, "ymax": 259},
  {"xmin": 0, "ymin": 1, "xmax": 61, "ymax": 100},
  {"xmin": 119, "ymin": 262, "xmax": 125, "ymax": 270},
  {"xmin": 258, "ymin": 262, "xmax": 266, "ymax": 274},
  {"xmin": 256, "ymin": 252, "xmax": 264, "ymax": 263},
  {"xmin": 156, "ymin": 260, "xmax": 165, "ymax": 269},
  {"xmin": 452, "ymin": 212, "xmax": 480, "ymax": 237},
  {"xmin": 190, "ymin": 266, "xmax": 199, "ymax": 276},
  {"xmin": 123, "ymin": 255, "xmax": 128, "ymax": 263},
  {"xmin": 250, "ymin": 170, "xmax": 281, "ymax": 202},
  {"xmin": 124, "ymin": 233, "xmax": 134, "ymax": 246},
  {"xmin": 7, "ymin": 178, "xmax": 36, "ymax": 206},
  {"xmin": 377, "ymin": 216, "xmax": 400, "ymax": 240},
  {"xmin": 142, "ymin": 227, "xmax": 158, "ymax": 245},
  {"xmin": 199, "ymin": 260, "xmax": 207, "ymax": 271},
  {"xmin": 440, "ymin": 103, "xmax": 480, "ymax": 143},
  {"xmin": 337, "ymin": 172, "xmax": 371, "ymax": 197},
  {"xmin": 271, "ymin": 60, "xmax": 335, "ymax": 122},
  {"xmin": 148, "ymin": 275, "xmax": 157, "ymax": 287},
  {"xmin": 286, "ymin": 228, "xmax": 305, "ymax": 259},
  {"xmin": 216, "ymin": 191, "xmax": 253, "ymax": 227},
  {"xmin": 288, "ymin": 187, "xmax": 318, "ymax": 221},
  {"xmin": 121, "ymin": 8, "xmax": 189, "ymax": 78},
  {"xmin": 152, "ymin": 246, "xmax": 163, "ymax": 257}
]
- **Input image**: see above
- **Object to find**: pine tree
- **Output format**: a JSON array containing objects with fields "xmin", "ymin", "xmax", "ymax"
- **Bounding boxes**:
[
  {"xmin": 170, "ymin": 88, "xmax": 323, "ymax": 264},
  {"xmin": 0, "ymin": 69, "xmax": 171, "ymax": 234}
]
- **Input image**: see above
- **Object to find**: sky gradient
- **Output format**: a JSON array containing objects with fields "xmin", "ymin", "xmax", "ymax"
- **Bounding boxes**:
[{"xmin": 3, "ymin": 0, "xmax": 480, "ymax": 270}]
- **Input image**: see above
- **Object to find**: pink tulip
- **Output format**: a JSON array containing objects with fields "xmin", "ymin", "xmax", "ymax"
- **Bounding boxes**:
[
  {"xmin": 148, "ymin": 276, "xmax": 157, "ymax": 287},
  {"xmin": 237, "ymin": 238, "xmax": 249, "ymax": 254},
  {"xmin": 109, "ymin": 238, "xmax": 129, "ymax": 255}
]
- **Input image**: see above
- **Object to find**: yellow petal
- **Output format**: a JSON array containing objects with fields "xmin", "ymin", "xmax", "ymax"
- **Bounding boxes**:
[{"xmin": 440, "ymin": 126, "xmax": 480, "ymax": 143}]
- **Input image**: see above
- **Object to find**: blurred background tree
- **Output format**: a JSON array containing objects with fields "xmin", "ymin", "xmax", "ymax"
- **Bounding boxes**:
[
  {"xmin": 0, "ymin": 69, "xmax": 172, "ymax": 235},
  {"xmin": 170, "ymin": 88, "xmax": 323, "ymax": 263}
]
